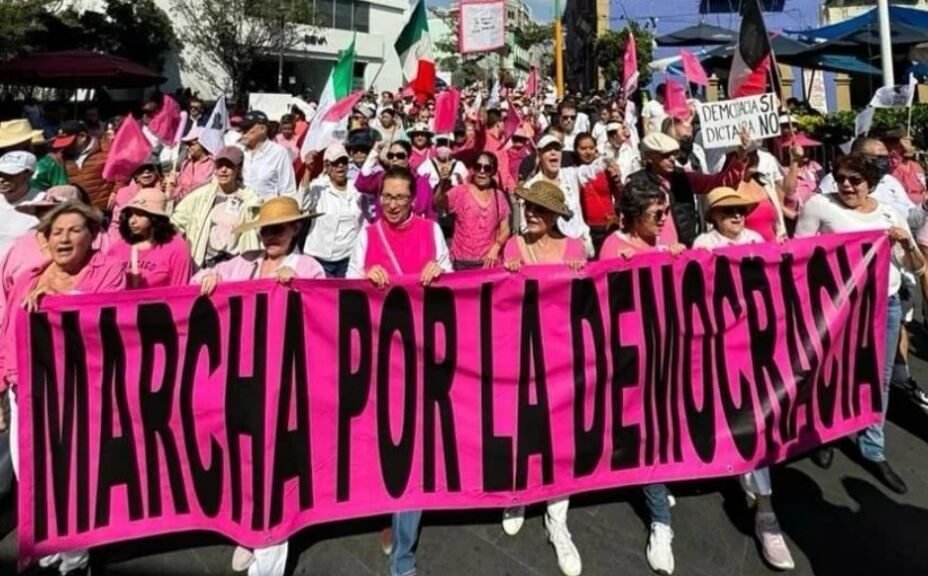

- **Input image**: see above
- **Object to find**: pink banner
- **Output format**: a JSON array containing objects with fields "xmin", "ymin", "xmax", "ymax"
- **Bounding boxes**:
[{"xmin": 17, "ymin": 232, "xmax": 889, "ymax": 562}]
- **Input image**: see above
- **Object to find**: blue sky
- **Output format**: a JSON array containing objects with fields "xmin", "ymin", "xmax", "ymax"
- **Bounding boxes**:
[{"xmin": 429, "ymin": 0, "xmax": 555, "ymax": 22}]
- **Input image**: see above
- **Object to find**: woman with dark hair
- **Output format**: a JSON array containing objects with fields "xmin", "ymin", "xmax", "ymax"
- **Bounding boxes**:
[
  {"xmin": 109, "ymin": 188, "xmax": 192, "ymax": 289},
  {"xmin": 108, "ymin": 154, "xmax": 163, "ymax": 225},
  {"xmin": 355, "ymin": 140, "xmax": 435, "ymax": 219},
  {"xmin": 574, "ymin": 131, "xmax": 621, "ymax": 254},
  {"xmin": 435, "ymin": 150, "xmax": 511, "ymax": 270},
  {"xmin": 796, "ymin": 153, "xmax": 925, "ymax": 495},
  {"xmin": 600, "ymin": 179, "xmax": 685, "ymax": 259},
  {"xmin": 0, "ymin": 200, "xmax": 125, "ymax": 576},
  {"xmin": 600, "ymin": 179, "xmax": 683, "ymax": 576}
]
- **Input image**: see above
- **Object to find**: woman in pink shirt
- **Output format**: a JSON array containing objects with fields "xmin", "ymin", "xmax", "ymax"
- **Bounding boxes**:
[
  {"xmin": 500, "ymin": 180, "xmax": 584, "ymax": 576},
  {"xmin": 0, "ymin": 201, "xmax": 125, "ymax": 576},
  {"xmin": 600, "ymin": 178, "xmax": 685, "ymax": 260},
  {"xmin": 436, "ymin": 151, "xmax": 511, "ymax": 270},
  {"xmin": 167, "ymin": 127, "xmax": 215, "ymax": 201},
  {"xmin": 108, "ymin": 188, "xmax": 193, "ymax": 289},
  {"xmin": 346, "ymin": 166, "xmax": 450, "ymax": 576},
  {"xmin": 108, "ymin": 155, "xmax": 163, "ymax": 223},
  {"xmin": 193, "ymin": 196, "xmax": 323, "ymax": 576},
  {"xmin": 408, "ymin": 123, "xmax": 435, "ymax": 172}
]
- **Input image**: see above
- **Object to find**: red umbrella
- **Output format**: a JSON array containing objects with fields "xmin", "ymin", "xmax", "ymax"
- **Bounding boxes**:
[{"xmin": 0, "ymin": 50, "xmax": 164, "ymax": 88}]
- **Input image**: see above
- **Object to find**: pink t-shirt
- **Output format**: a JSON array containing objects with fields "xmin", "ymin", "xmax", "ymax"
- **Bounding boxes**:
[
  {"xmin": 108, "ymin": 234, "xmax": 193, "ymax": 289},
  {"xmin": 449, "ymin": 184, "xmax": 510, "ymax": 262},
  {"xmin": 365, "ymin": 216, "xmax": 438, "ymax": 274},
  {"xmin": 0, "ymin": 251, "xmax": 126, "ymax": 390},
  {"xmin": 599, "ymin": 231, "xmax": 666, "ymax": 260},
  {"xmin": 502, "ymin": 235, "xmax": 586, "ymax": 265},
  {"xmin": 744, "ymin": 194, "xmax": 779, "ymax": 242},
  {"xmin": 192, "ymin": 250, "xmax": 325, "ymax": 283}
]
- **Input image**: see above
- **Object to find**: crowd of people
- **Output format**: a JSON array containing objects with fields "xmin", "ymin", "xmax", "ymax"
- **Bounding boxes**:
[{"xmin": 0, "ymin": 78, "xmax": 926, "ymax": 576}]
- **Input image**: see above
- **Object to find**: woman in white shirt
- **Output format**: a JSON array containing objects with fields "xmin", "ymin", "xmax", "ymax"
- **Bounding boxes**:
[
  {"xmin": 693, "ymin": 186, "xmax": 795, "ymax": 571},
  {"xmin": 301, "ymin": 143, "xmax": 367, "ymax": 277},
  {"xmin": 795, "ymin": 153, "xmax": 925, "ymax": 494}
]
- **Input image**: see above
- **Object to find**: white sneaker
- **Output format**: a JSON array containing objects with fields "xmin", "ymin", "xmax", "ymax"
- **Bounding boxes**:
[
  {"xmin": 39, "ymin": 554, "xmax": 62, "ymax": 568},
  {"xmin": 646, "ymin": 522, "xmax": 675, "ymax": 575},
  {"xmin": 756, "ymin": 513, "xmax": 795, "ymax": 570},
  {"xmin": 231, "ymin": 546, "xmax": 255, "ymax": 572},
  {"xmin": 502, "ymin": 506, "xmax": 525, "ymax": 536},
  {"xmin": 545, "ymin": 517, "xmax": 582, "ymax": 576}
]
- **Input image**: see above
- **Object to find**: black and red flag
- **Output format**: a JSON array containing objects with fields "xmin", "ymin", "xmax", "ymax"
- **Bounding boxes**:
[{"xmin": 728, "ymin": 0, "xmax": 773, "ymax": 98}]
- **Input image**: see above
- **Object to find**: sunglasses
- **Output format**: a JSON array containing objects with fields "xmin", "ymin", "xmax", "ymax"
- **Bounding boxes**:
[
  {"xmin": 561, "ymin": 114, "xmax": 576, "ymax": 120},
  {"xmin": 645, "ymin": 209, "xmax": 667, "ymax": 222},
  {"xmin": 260, "ymin": 223, "xmax": 289, "ymax": 236},
  {"xmin": 329, "ymin": 157, "xmax": 349, "ymax": 167},
  {"xmin": 836, "ymin": 173, "xmax": 865, "ymax": 186},
  {"xmin": 386, "ymin": 152, "xmax": 408, "ymax": 161},
  {"xmin": 718, "ymin": 206, "xmax": 748, "ymax": 217},
  {"xmin": 524, "ymin": 202, "xmax": 554, "ymax": 215},
  {"xmin": 475, "ymin": 162, "xmax": 495, "ymax": 174}
]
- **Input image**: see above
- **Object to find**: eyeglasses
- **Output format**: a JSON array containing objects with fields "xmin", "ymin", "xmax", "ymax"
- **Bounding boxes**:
[
  {"xmin": 718, "ymin": 206, "xmax": 748, "ymax": 218},
  {"xmin": 561, "ymin": 114, "xmax": 576, "ymax": 120},
  {"xmin": 380, "ymin": 194, "xmax": 411, "ymax": 205},
  {"xmin": 386, "ymin": 152, "xmax": 408, "ymax": 161},
  {"xmin": 836, "ymin": 173, "xmax": 865, "ymax": 186},
  {"xmin": 475, "ymin": 162, "xmax": 495, "ymax": 174},
  {"xmin": 644, "ymin": 209, "xmax": 667, "ymax": 222},
  {"xmin": 329, "ymin": 157, "xmax": 349, "ymax": 167}
]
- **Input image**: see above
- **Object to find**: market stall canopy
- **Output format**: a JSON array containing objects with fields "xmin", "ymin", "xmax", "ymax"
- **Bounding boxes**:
[
  {"xmin": 656, "ymin": 23, "xmax": 736, "ymax": 47},
  {"xmin": 0, "ymin": 50, "xmax": 165, "ymax": 88},
  {"xmin": 786, "ymin": 5, "xmax": 928, "ymax": 41}
]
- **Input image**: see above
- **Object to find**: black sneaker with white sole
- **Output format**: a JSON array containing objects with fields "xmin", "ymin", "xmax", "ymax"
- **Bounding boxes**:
[{"xmin": 892, "ymin": 378, "xmax": 928, "ymax": 412}]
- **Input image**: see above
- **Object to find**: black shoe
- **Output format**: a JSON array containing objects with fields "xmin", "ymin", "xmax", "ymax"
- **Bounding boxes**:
[
  {"xmin": 867, "ymin": 460, "xmax": 908, "ymax": 494},
  {"xmin": 893, "ymin": 377, "xmax": 928, "ymax": 412},
  {"xmin": 812, "ymin": 446, "xmax": 834, "ymax": 469}
]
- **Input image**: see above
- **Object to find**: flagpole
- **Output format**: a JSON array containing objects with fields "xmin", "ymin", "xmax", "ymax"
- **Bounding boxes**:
[{"xmin": 554, "ymin": 0, "xmax": 564, "ymax": 98}]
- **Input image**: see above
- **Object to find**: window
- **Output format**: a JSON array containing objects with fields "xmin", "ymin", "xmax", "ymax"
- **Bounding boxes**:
[
  {"xmin": 315, "ymin": 0, "xmax": 334, "ymax": 26},
  {"xmin": 335, "ymin": 0, "xmax": 352, "ymax": 29},
  {"xmin": 354, "ymin": 0, "xmax": 370, "ymax": 32}
]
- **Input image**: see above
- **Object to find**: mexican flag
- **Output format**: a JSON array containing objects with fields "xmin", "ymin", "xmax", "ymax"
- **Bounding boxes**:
[
  {"xmin": 302, "ymin": 37, "xmax": 357, "ymax": 154},
  {"xmin": 395, "ymin": 0, "xmax": 435, "ymax": 98}
]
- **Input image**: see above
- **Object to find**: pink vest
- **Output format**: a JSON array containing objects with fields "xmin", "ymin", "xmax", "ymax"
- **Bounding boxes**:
[{"xmin": 364, "ymin": 216, "xmax": 436, "ymax": 275}]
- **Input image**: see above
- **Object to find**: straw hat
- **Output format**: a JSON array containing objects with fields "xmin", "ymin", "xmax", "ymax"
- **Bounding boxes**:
[
  {"xmin": 705, "ymin": 186, "xmax": 758, "ymax": 215},
  {"xmin": 126, "ymin": 188, "xmax": 171, "ymax": 218},
  {"xmin": 233, "ymin": 197, "xmax": 321, "ymax": 235},
  {"xmin": 515, "ymin": 181, "xmax": 571, "ymax": 217},
  {"xmin": 0, "ymin": 119, "xmax": 43, "ymax": 149}
]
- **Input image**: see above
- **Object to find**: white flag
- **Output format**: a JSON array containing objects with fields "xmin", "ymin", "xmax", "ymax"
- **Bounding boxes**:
[
  {"xmin": 869, "ymin": 74, "xmax": 918, "ymax": 108},
  {"xmin": 855, "ymin": 106, "xmax": 875, "ymax": 136},
  {"xmin": 200, "ymin": 94, "xmax": 230, "ymax": 156}
]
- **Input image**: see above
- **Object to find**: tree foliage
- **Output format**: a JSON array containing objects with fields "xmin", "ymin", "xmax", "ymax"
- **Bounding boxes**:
[
  {"xmin": 0, "ymin": 0, "xmax": 58, "ymax": 61},
  {"xmin": 171, "ymin": 0, "xmax": 315, "ymax": 101},
  {"xmin": 8, "ymin": 0, "xmax": 178, "ymax": 70},
  {"xmin": 513, "ymin": 22, "xmax": 552, "ymax": 51},
  {"xmin": 594, "ymin": 22, "xmax": 655, "ymax": 91}
]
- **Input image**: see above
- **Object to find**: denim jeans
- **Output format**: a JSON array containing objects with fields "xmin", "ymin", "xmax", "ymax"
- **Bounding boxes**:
[
  {"xmin": 643, "ymin": 484, "xmax": 672, "ymax": 525},
  {"xmin": 318, "ymin": 258, "xmax": 349, "ymax": 279},
  {"xmin": 859, "ymin": 294, "xmax": 902, "ymax": 463},
  {"xmin": 390, "ymin": 511, "xmax": 422, "ymax": 576}
]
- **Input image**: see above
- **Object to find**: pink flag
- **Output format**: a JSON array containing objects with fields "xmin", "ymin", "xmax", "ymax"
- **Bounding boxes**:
[
  {"xmin": 148, "ymin": 95, "xmax": 182, "ymax": 145},
  {"xmin": 322, "ymin": 90, "xmax": 366, "ymax": 122},
  {"xmin": 433, "ymin": 88, "xmax": 460, "ymax": 134},
  {"xmin": 102, "ymin": 116, "xmax": 153, "ymax": 182},
  {"xmin": 524, "ymin": 67, "xmax": 538, "ymax": 98},
  {"xmin": 623, "ymin": 29, "xmax": 639, "ymax": 95},
  {"xmin": 680, "ymin": 49, "xmax": 709, "ymax": 87},
  {"xmin": 664, "ymin": 77, "xmax": 690, "ymax": 120},
  {"xmin": 502, "ymin": 99, "xmax": 523, "ymax": 142}
]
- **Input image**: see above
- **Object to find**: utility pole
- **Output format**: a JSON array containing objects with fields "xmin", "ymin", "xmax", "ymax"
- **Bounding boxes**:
[
  {"xmin": 877, "ymin": 0, "xmax": 894, "ymax": 87},
  {"xmin": 554, "ymin": 0, "xmax": 564, "ymax": 98},
  {"xmin": 278, "ymin": 0, "xmax": 286, "ymax": 91}
]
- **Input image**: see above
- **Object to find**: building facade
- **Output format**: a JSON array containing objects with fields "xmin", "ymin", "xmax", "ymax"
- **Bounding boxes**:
[{"xmin": 64, "ymin": 0, "xmax": 410, "ymax": 98}]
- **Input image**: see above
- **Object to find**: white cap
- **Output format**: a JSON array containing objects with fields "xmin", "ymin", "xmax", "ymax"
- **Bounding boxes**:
[
  {"xmin": 323, "ymin": 142, "xmax": 349, "ymax": 163},
  {"xmin": 606, "ymin": 122, "xmax": 622, "ymax": 132},
  {"xmin": 641, "ymin": 133, "xmax": 680, "ymax": 154},
  {"xmin": 0, "ymin": 150, "xmax": 37, "ymax": 175},
  {"xmin": 182, "ymin": 126, "xmax": 203, "ymax": 143},
  {"xmin": 536, "ymin": 134, "xmax": 563, "ymax": 150}
]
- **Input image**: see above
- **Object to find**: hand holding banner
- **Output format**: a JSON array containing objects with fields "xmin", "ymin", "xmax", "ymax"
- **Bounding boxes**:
[{"xmin": 697, "ymin": 92, "xmax": 781, "ymax": 149}]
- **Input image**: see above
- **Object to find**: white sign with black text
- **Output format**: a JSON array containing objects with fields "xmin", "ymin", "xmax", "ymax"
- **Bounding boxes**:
[{"xmin": 697, "ymin": 93, "xmax": 780, "ymax": 150}]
